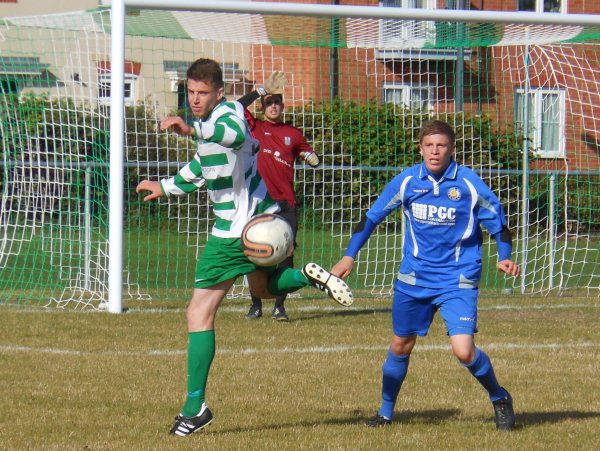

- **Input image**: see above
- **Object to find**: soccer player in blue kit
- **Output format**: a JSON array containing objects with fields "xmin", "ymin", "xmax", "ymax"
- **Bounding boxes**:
[{"xmin": 331, "ymin": 120, "xmax": 520, "ymax": 430}]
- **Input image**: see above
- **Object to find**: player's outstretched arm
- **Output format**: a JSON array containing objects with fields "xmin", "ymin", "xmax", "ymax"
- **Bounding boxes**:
[
  {"xmin": 332, "ymin": 215, "xmax": 378, "ymax": 278},
  {"xmin": 299, "ymin": 151, "xmax": 320, "ymax": 167},
  {"xmin": 136, "ymin": 180, "xmax": 163, "ymax": 202},
  {"xmin": 160, "ymin": 116, "xmax": 194, "ymax": 137},
  {"xmin": 238, "ymin": 71, "xmax": 288, "ymax": 108},
  {"xmin": 331, "ymin": 256, "xmax": 355, "ymax": 279},
  {"xmin": 496, "ymin": 259, "xmax": 520, "ymax": 277},
  {"xmin": 493, "ymin": 226, "xmax": 520, "ymax": 277}
]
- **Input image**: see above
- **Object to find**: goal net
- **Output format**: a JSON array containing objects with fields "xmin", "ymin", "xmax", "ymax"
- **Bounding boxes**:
[{"xmin": 0, "ymin": 5, "xmax": 598, "ymax": 309}]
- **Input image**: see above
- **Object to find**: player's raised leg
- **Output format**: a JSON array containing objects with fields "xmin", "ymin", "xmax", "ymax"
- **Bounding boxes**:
[
  {"xmin": 302, "ymin": 262, "xmax": 354, "ymax": 306},
  {"xmin": 247, "ymin": 263, "xmax": 354, "ymax": 307}
]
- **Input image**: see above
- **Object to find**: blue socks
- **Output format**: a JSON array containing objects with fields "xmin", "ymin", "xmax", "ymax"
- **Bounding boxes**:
[
  {"xmin": 379, "ymin": 349, "xmax": 410, "ymax": 420},
  {"xmin": 377, "ymin": 347, "xmax": 506, "ymax": 420},
  {"xmin": 465, "ymin": 348, "xmax": 507, "ymax": 402}
]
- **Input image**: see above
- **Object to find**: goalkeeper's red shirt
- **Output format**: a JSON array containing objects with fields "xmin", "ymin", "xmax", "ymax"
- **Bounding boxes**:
[{"xmin": 245, "ymin": 111, "xmax": 313, "ymax": 207}]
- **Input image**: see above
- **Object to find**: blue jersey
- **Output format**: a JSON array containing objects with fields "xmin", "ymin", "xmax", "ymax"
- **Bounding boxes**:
[{"xmin": 366, "ymin": 160, "xmax": 507, "ymax": 289}]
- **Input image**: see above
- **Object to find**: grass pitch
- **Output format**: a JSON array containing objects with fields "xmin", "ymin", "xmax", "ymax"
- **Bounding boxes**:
[{"xmin": 1, "ymin": 293, "xmax": 599, "ymax": 450}]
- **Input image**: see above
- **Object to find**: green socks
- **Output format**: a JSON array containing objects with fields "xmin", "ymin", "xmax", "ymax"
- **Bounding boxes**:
[
  {"xmin": 181, "ymin": 330, "xmax": 215, "ymax": 417},
  {"xmin": 267, "ymin": 267, "xmax": 310, "ymax": 295},
  {"xmin": 180, "ymin": 269, "xmax": 311, "ymax": 416}
]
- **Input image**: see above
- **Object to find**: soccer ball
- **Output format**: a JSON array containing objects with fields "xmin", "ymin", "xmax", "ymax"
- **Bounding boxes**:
[{"xmin": 242, "ymin": 213, "xmax": 293, "ymax": 266}]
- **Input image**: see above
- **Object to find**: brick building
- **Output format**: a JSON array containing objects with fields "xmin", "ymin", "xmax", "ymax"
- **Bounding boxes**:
[{"xmin": 252, "ymin": 0, "xmax": 599, "ymax": 171}]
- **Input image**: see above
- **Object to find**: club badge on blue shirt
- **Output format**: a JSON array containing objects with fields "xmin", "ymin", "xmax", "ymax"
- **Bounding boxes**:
[{"xmin": 448, "ymin": 187, "xmax": 461, "ymax": 201}]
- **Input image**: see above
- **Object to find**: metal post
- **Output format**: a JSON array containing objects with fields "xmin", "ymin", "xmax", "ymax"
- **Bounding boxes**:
[
  {"xmin": 548, "ymin": 173, "xmax": 555, "ymax": 289},
  {"xmin": 84, "ymin": 166, "xmax": 92, "ymax": 292},
  {"xmin": 520, "ymin": 43, "xmax": 531, "ymax": 294},
  {"xmin": 98, "ymin": 0, "xmax": 600, "ymax": 27},
  {"xmin": 454, "ymin": 0, "xmax": 465, "ymax": 112},
  {"xmin": 108, "ymin": 0, "xmax": 125, "ymax": 313},
  {"xmin": 329, "ymin": 0, "xmax": 339, "ymax": 100}
]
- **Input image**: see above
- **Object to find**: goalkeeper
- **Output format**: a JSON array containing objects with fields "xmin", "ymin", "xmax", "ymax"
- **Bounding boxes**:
[
  {"xmin": 238, "ymin": 71, "xmax": 321, "ymax": 321},
  {"xmin": 135, "ymin": 58, "xmax": 353, "ymax": 437},
  {"xmin": 331, "ymin": 120, "xmax": 520, "ymax": 431}
]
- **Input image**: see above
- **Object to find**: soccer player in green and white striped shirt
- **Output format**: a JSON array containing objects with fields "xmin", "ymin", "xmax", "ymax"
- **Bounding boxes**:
[{"xmin": 135, "ymin": 58, "xmax": 353, "ymax": 437}]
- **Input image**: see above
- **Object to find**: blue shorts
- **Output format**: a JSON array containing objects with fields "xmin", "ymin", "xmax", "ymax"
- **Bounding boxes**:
[{"xmin": 391, "ymin": 280, "xmax": 479, "ymax": 337}]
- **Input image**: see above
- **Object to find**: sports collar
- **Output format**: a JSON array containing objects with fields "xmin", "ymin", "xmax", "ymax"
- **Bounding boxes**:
[{"xmin": 418, "ymin": 159, "xmax": 458, "ymax": 180}]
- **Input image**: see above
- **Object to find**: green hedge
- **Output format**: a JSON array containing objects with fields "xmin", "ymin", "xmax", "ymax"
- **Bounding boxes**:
[
  {"xmin": 287, "ymin": 99, "xmax": 526, "ymax": 225},
  {"xmin": 1, "ymin": 94, "xmax": 597, "ymax": 233}
]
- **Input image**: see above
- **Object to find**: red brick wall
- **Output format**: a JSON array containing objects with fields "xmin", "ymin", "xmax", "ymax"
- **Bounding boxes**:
[{"xmin": 250, "ymin": 0, "xmax": 599, "ymax": 170}]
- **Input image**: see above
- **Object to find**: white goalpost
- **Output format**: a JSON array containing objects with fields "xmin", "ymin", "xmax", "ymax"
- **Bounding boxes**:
[
  {"xmin": 108, "ymin": 0, "xmax": 126, "ymax": 313},
  {"xmin": 105, "ymin": 0, "xmax": 600, "ymax": 26},
  {"xmin": 0, "ymin": 1, "xmax": 598, "ymax": 311},
  {"xmin": 104, "ymin": 0, "xmax": 600, "ymax": 312}
]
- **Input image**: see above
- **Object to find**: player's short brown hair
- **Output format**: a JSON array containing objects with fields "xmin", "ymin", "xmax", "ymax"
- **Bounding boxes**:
[
  {"xmin": 186, "ymin": 58, "xmax": 223, "ymax": 89},
  {"xmin": 419, "ymin": 120, "xmax": 456, "ymax": 145}
]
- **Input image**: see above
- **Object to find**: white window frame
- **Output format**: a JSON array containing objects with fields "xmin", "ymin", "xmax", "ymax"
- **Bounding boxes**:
[
  {"xmin": 382, "ymin": 83, "xmax": 435, "ymax": 112},
  {"xmin": 515, "ymin": 87, "xmax": 566, "ymax": 159},
  {"xmin": 98, "ymin": 73, "xmax": 137, "ymax": 106},
  {"xmin": 517, "ymin": 0, "xmax": 566, "ymax": 13},
  {"xmin": 379, "ymin": 0, "xmax": 437, "ymax": 47}
]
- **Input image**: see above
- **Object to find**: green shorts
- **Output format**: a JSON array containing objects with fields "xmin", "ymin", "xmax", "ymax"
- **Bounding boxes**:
[{"xmin": 194, "ymin": 234, "xmax": 274, "ymax": 288}]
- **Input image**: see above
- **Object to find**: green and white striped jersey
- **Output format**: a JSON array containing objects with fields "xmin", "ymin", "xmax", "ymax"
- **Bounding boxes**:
[{"xmin": 160, "ymin": 100, "xmax": 278, "ymax": 238}]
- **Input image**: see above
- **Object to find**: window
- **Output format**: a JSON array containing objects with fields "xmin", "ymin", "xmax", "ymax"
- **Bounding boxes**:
[
  {"xmin": 381, "ymin": 0, "xmax": 436, "ymax": 12},
  {"xmin": 0, "ymin": 78, "xmax": 18, "ymax": 94},
  {"xmin": 97, "ymin": 60, "xmax": 140, "ymax": 106},
  {"xmin": 383, "ymin": 83, "xmax": 434, "ymax": 111},
  {"xmin": 98, "ymin": 73, "xmax": 136, "ymax": 105},
  {"xmin": 380, "ymin": 0, "xmax": 437, "ymax": 46},
  {"xmin": 177, "ymin": 82, "xmax": 187, "ymax": 111},
  {"xmin": 0, "ymin": 56, "xmax": 55, "ymax": 95},
  {"xmin": 515, "ymin": 88, "xmax": 565, "ymax": 158},
  {"xmin": 517, "ymin": 0, "xmax": 565, "ymax": 13}
]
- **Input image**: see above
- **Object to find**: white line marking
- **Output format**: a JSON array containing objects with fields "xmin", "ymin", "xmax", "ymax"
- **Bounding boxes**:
[
  {"xmin": 123, "ymin": 303, "xmax": 600, "ymax": 314},
  {"xmin": 2, "ymin": 303, "xmax": 598, "ymax": 357},
  {"xmin": 0, "ymin": 341, "xmax": 597, "ymax": 358},
  {"xmin": 1, "ymin": 302, "xmax": 599, "ymax": 315}
]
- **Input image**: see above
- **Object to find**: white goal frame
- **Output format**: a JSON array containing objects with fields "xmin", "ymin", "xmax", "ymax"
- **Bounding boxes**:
[{"xmin": 100, "ymin": 0, "xmax": 600, "ymax": 313}]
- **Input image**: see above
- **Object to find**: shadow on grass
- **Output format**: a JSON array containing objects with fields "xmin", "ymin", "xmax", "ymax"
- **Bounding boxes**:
[
  {"xmin": 517, "ymin": 410, "xmax": 600, "ymax": 426},
  {"xmin": 290, "ymin": 307, "xmax": 392, "ymax": 322},
  {"xmin": 205, "ymin": 408, "xmax": 462, "ymax": 435},
  {"xmin": 394, "ymin": 409, "xmax": 600, "ymax": 429},
  {"xmin": 391, "ymin": 408, "xmax": 463, "ymax": 425},
  {"xmin": 198, "ymin": 409, "xmax": 600, "ymax": 436}
]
